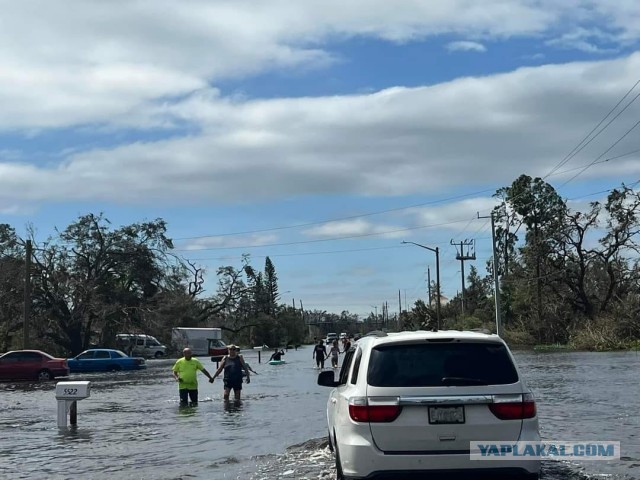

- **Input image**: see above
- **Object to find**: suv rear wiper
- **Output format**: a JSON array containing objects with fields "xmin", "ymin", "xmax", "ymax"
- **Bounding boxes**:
[{"xmin": 441, "ymin": 376, "xmax": 487, "ymax": 386}]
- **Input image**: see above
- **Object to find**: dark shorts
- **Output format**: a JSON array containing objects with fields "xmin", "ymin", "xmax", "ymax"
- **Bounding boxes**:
[
  {"xmin": 179, "ymin": 388, "xmax": 198, "ymax": 405},
  {"xmin": 224, "ymin": 378, "xmax": 242, "ymax": 391}
]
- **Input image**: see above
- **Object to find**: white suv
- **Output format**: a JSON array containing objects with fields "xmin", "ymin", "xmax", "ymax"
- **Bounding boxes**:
[{"xmin": 318, "ymin": 330, "xmax": 540, "ymax": 479}]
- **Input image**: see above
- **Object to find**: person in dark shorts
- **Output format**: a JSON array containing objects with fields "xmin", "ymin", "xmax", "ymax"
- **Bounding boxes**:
[
  {"xmin": 212, "ymin": 344, "xmax": 251, "ymax": 401},
  {"xmin": 172, "ymin": 347, "xmax": 214, "ymax": 407},
  {"xmin": 313, "ymin": 340, "xmax": 327, "ymax": 369}
]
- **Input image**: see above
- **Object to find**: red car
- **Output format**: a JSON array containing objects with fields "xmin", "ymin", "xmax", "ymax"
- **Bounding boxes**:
[
  {"xmin": 0, "ymin": 350, "xmax": 70, "ymax": 381},
  {"xmin": 208, "ymin": 338, "xmax": 229, "ymax": 361}
]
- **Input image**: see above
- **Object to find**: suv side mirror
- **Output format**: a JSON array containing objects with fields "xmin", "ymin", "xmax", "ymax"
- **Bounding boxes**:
[{"xmin": 317, "ymin": 370, "xmax": 338, "ymax": 387}]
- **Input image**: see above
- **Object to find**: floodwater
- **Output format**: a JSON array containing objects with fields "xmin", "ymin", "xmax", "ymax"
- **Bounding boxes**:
[{"xmin": 0, "ymin": 347, "xmax": 638, "ymax": 479}]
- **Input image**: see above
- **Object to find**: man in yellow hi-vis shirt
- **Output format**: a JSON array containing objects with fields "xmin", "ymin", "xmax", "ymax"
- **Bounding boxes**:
[{"xmin": 172, "ymin": 347, "xmax": 214, "ymax": 406}]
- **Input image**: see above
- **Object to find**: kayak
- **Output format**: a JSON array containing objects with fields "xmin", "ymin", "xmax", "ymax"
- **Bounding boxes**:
[{"xmin": 268, "ymin": 360, "xmax": 286, "ymax": 365}]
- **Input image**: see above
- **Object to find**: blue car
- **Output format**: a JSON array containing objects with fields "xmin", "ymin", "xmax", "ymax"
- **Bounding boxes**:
[{"xmin": 67, "ymin": 349, "xmax": 147, "ymax": 373}]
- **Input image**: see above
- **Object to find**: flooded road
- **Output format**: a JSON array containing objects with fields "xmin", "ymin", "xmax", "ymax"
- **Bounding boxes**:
[{"xmin": 0, "ymin": 347, "xmax": 638, "ymax": 479}]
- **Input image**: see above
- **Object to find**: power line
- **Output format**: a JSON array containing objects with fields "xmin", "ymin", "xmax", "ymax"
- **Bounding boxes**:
[
  {"xmin": 186, "ymin": 244, "xmax": 407, "ymax": 261},
  {"xmin": 176, "ymin": 151, "xmax": 636, "ymax": 248},
  {"xmin": 174, "ymin": 218, "xmax": 472, "ymax": 252},
  {"xmin": 185, "ymin": 238, "xmax": 494, "ymax": 261},
  {"xmin": 177, "ymin": 181, "xmax": 635, "ymax": 254},
  {"xmin": 172, "ymin": 188, "xmax": 496, "ymax": 241},
  {"xmin": 544, "ymin": 79, "xmax": 640, "ymax": 179},
  {"xmin": 559, "ymin": 119, "xmax": 640, "ymax": 187},
  {"xmin": 555, "ymin": 149, "xmax": 640, "ymax": 175}
]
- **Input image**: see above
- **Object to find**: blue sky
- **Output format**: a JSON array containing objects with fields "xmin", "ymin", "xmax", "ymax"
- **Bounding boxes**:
[{"xmin": 1, "ymin": 1, "xmax": 640, "ymax": 316}]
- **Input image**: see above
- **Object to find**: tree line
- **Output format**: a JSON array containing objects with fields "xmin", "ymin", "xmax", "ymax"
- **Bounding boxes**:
[
  {"xmin": 0, "ymin": 176, "xmax": 638, "ymax": 355},
  {"xmin": 0, "ymin": 213, "xmax": 305, "ymax": 355},
  {"xmin": 402, "ymin": 175, "xmax": 640, "ymax": 349}
]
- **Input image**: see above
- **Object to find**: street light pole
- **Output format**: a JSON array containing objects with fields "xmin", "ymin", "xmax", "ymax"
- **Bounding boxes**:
[
  {"xmin": 402, "ymin": 241, "xmax": 441, "ymax": 330},
  {"xmin": 478, "ymin": 212, "xmax": 502, "ymax": 336}
]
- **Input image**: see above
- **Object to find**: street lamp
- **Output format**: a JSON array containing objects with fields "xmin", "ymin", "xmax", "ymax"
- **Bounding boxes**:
[{"xmin": 402, "ymin": 241, "xmax": 441, "ymax": 330}]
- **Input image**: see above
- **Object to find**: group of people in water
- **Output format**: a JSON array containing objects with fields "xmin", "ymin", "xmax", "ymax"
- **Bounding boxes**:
[
  {"xmin": 171, "ymin": 345, "xmax": 285, "ymax": 406},
  {"xmin": 172, "ymin": 338, "xmax": 352, "ymax": 407},
  {"xmin": 172, "ymin": 344, "xmax": 253, "ymax": 406},
  {"xmin": 312, "ymin": 337, "xmax": 351, "ymax": 369}
]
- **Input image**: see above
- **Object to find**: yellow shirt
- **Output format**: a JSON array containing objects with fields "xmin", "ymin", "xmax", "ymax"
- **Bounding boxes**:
[{"xmin": 172, "ymin": 357, "xmax": 204, "ymax": 390}]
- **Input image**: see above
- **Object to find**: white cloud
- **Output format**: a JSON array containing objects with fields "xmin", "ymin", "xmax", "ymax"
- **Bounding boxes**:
[
  {"xmin": 446, "ymin": 41, "xmax": 487, "ymax": 53},
  {"xmin": 546, "ymin": 27, "xmax": 619, "ymax": 53},
  {"xmin": 303, "ymin": 219, "xmax": 405, "ymax": 239},
  {"xmin": 3, "ymin": 52, "xmax": 640, "ymax": 207},
  {"xmin": 0, "ymin": 0, "xmax": 552, "ymax": 130},
  {"xmin": 2, "ymin": 2, "xmax": 640, "ymax": 130},
  {"xmin": 410, "ymin": 198, "xmax": 500, "ymax": 232},
  {"xmin": 180, "ymin": 233, "xmax": 279, "ymax": 251}
]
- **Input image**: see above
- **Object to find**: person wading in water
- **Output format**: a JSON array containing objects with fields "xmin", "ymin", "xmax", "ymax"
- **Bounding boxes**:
[
  {"xmin": 313, "ymin": 340, "xmax": 328, "ymax": 369},
  {"xmin": 172, "ymin": 347, "xmax": 214, "ymax": 407},
  {"xmin": 212, "ymin": 344, "xmax": 251, "ymax": 401}
]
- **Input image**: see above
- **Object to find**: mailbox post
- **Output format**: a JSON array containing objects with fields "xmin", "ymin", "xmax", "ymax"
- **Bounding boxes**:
[{"xmin": 55, "ymin": 381, "xmax": 91, "ymax": 428}]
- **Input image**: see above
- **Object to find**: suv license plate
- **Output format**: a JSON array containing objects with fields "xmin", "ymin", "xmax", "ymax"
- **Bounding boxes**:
[{"xmin": 428, "ymin": 406, "xmax": 465, "ymax": 424}]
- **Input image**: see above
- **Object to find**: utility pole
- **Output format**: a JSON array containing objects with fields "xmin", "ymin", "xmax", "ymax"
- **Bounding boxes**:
[
  {"xmin": 398, "ymin": 290, "xmax": 402, "ymax": 314},
  {"xmin": 450, "ymin": 239, "xmax": 476, "ymax": 316},
  {"xmin": 382, "ymin": 303, "xmax": 386, "ymax": 328},
  {"xmin": 23, "ymin": 240, "xmax": 32, "ymax": 349},
  {"xmin": 385, "ymin": 302, "xmax": 389, "ymax": 326},
  {"xmin": 427, "ymin": 267, "xmax": 432, "ymax": 306},
  {"xmin": 478, "ymin": 212, "xmax": 502, "ymax": 336}
]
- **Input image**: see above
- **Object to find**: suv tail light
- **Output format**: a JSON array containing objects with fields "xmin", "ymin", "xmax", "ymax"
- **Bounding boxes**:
[
  {"xmin": 349, "ymin": 397, "xmax": 402, "ymax": 423},
  {"xmin": 489, "ymin": 393, "xmax": 536, "ymax": 420}
]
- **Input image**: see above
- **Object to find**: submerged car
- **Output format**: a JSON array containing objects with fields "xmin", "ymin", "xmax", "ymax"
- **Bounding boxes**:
[
  {"xmin": 318, "ymin": 330, "xmax": 540, "ymax": 479},
  {"xmin": 67, "ymin": 349, "xmax": 146, "ymax": 372},
  {"xmin": 0, "ymin": 350, "xmax": 69, "ymax": 381}
]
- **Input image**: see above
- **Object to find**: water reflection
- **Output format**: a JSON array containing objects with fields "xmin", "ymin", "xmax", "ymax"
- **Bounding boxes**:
[
  {"xmin": 177, "ymin": 404, "xmax": 198, "ymax": 417},
  {"xmin": 223, "ymin": 399, "xmax": 243, "ymax": 413},
  {"xmin": 56, "ymin": 425, "xmax": 94, "ymax": 442}
]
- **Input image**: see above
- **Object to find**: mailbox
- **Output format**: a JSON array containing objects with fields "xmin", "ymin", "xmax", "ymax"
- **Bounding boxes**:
[{"xmin": 55, "ymin": 381, "xmax": 91, "ymax": 400}]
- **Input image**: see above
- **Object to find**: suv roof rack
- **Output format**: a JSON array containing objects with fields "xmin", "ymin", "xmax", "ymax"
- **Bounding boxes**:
[
  {"xmin": 362, "ymin": 330, "xmax": 388, "ymax": 338},
  {"xmin": 468, "ymin": 328, "xmax": 493, "ymax": 335}
]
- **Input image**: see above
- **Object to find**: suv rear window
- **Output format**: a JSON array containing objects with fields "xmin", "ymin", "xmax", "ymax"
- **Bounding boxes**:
[{"xmin": 367, "ymin": 342, "xmax": 518, "ymax": 387}]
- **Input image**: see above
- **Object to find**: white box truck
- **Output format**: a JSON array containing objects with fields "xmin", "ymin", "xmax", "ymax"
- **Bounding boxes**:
[{"xmin": 171, "ymin": 327, "xmax": 222, "ymax": 357}]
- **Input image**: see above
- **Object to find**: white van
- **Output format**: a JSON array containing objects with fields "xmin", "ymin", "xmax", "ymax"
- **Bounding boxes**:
[
  {"xmin": 326, "ymin": 332, "xmax": 338, "ymax": 344},
  {"xmin": 115, "ymin": 334, "xmax": 167, "ymax": 359}
]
